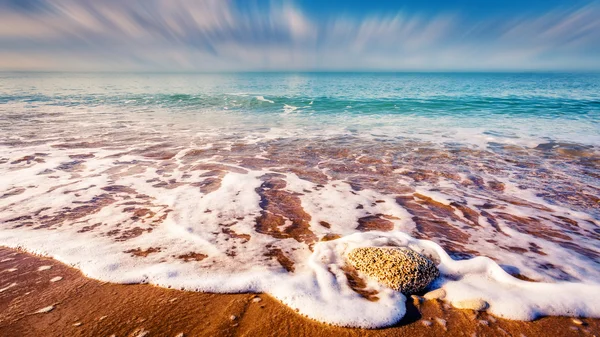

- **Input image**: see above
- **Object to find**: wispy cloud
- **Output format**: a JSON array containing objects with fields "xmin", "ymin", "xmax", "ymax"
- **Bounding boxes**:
[{"xmin": 0, "ymin": 0, "xmax": 599, "ymax": 71}]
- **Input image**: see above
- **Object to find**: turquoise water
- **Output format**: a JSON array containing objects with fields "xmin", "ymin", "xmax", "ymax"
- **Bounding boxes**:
[
  {"xmin": 2, "ymin": 72, "xmax": 599, "ymax": 147},
  {"xmin": 3, "ymin": 72, "xmax": 600, "ymax": 114}
]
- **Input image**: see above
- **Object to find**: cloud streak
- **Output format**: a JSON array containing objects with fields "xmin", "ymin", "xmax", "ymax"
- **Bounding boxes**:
[{"xmin": 0, "ymin": 0, "xmax": 599, "ymax": 71}]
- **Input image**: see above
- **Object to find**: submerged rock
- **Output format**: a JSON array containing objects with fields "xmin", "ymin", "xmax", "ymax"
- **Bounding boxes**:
[{"xmin": 346, "ymin": 247, "xmax": 439, "ymax": 294}]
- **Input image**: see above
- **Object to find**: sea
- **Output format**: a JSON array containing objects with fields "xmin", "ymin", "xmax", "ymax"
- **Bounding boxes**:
[{"xmin": 1, "ymin": 72, "xmax": 599, "ymax": 327}]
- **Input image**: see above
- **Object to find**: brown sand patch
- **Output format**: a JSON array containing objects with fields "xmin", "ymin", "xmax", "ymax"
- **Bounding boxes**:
[
  {"xmin": 114, "ymin": 227, "xmax": 152, "ymax": 242},
  {"xmin": 479, "ymin": 210, "xmax": 507, "ymax": 235},
  {"xmin": 496, "ymin": 213, "xmax": 572, "ymax": 242},
  {"xmin": 538, "ymin": 191, "xmax": 600, "ymax": 211},
  {"xmin": 63, "ymin": 185, "xmax": 96, "ymax": 195},
  {"xmin": 254, "ymin": 175, "xmax": 317, "ymax": 245},
  {"xmin": 10, "ymin": 155, "xmax": 37, "ymax": 165},
  {"xmin": 320, "ymin": 233, "xmax": 341, "ymax": 242},
  {"xmin": 264, "ymin": 247, "xmax": 295, "ymax": 273},
  {"xmin": 125, "ymin": 247, "xmax": 162, "ymax": 258},
  {"xmin": 238, "ymin": 157, "xmax": 276, "ymax": 170},
  {"xmin": 151, "ymin": 179, "xmax": 185, "ymax": 189},
  {"xmin": 192, "ymin": 176, "xmax": 223, "ymax": 194},
  {"xmin": 69, "ymin": 153, "xmax": 95, "ymax": 159},
  {"xmin": 47, "ymin": 181, "xmax": 81, "ymax": 193},
  {"xmin": 189, "ymin": 163, "xmax": 248, "ymax": 174},
  {"xmin": 51, "ymin": 141, "xmax": 106, "ymax": 149},
  {"xmin": 124, "ymin": 208, "xmax": 156, "ymax": 222},
  {"xmin": 401, "ymin": 170, "xmax": 440, "ymax": 183},
  {"xmin": 221, "ymin": 228, "xmax": 251, "ymax": 243},
  {"xmin": 3, "ymin": 215, "xmax": 33, "ymax": 224},
  {"xmin": 487, "ymin": 181, "xmax": 505, "ymax": 192},
  {"xmin": 319, "ymin": 221, "xmax": 332, "ymax": 229},
  {"xmin": 287, "ymin": 167, "xmax": 329, "ymax": 185},
  {"xmin": 462, "ymin": 175, "xmax": 486, "ymax": 189},
  {"xmin": 396, "ymin": 195, "xmax": 471, "ymax": 249},
  {"xmin": 413, "ymin": 193, "xmax": 460, "ymax": 220},
  {"xmin": 529, "ymin": 242, "xmax": 547, "ymax": 256},
  {"xmin": 356, "ymin": 216, "xmax": 394, "ymax": 232},
  {"xmin": 35, "ymin": 195, "xmax": 116, "ymax": 229},
  {"xmin": 0, "ymin": 188, "xmax": 25, "ymax": 199},
  {"xmin": 340, "ymin": 265, "xmax": 379, "ymax": 302},
  {"xmin": 497, "ymin": 196, "xmax": 554, "ymax": 212},
  {"xmin": 449, "ymin": 202, "xmax": 480, "ymax": 226},
  {"xmin": 77, "ymin": 223, "xmax": 102, "ymax": 233},
  {"xmin": 142, "ymin": 151, "xmax": 178, "ymax": 160},
  {"xmin": 199, "ymin": 169, "xmax": 224, "ymax": 177},
  {"xmin": 176, "ymin": 252, "xmax": 208, "ymax": 262},
  {"xmin": 101, "ymin": 185, "xmax": 137, "ymax": 194}
]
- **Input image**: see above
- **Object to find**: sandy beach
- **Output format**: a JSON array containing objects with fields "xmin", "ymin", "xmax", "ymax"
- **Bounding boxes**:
[{"xmin": 1, "ymin": 247, "xmax": 597, "ymax": 337}]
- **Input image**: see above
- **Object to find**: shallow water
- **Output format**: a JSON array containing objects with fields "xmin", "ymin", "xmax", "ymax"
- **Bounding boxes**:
[{"xmin": 1, "ymin": 72, "xmax": 599, "ymax": 327}]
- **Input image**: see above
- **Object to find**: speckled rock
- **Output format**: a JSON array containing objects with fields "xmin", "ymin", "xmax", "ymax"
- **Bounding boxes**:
[{"xmin": 346, "ymin": 247, "xmax": 439, "ymax": 294}]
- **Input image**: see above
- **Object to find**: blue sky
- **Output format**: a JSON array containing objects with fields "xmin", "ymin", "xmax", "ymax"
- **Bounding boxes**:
[{"xmin": 0, "ymin": 0, "xmax": 599, "ymax": 71}]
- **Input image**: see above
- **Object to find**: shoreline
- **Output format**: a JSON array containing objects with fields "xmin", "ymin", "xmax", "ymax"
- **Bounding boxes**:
[{"xmin": 1, "ymin": 246, "xmax": 598, "ymax": 337}]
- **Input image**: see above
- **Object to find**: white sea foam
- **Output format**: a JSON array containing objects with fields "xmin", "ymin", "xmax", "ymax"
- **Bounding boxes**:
[
  {"xmin": 0, "ymin": 145, "xmax": 598, "ymax": 327},
  {"xmin": 256, "ymin": 96, "xmax": 274, "ymax": 104},
  {"xmin": 283, "ymin": 104, "xmax": 299, "ymax": 114},
  {"xmin": 1, "ymin": 221, "xmax": 599, "ymax": 327}
]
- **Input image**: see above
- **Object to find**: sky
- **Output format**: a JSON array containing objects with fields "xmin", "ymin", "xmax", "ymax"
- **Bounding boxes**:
[{"xmin": 0, "ymin": 0, "xmax": 599, "ymax": 72}]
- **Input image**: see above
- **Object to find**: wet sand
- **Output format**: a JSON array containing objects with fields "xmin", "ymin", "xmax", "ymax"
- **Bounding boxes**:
[{"xmin": 1, "ymin": 247, "xmax": 598, "ymax": 337}]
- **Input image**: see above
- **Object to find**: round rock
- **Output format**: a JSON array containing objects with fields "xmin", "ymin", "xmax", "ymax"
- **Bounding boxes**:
[
  {"xmin": 453, "ymin": 299, "xmax": 489, "ymax": 311},
  {"xmin": 424, "ymin": 288, "xmax": 446, "ymax": 300},
  {"xmin": 346, "ymin": 247, "xmax": 439, "ymax": 294}
]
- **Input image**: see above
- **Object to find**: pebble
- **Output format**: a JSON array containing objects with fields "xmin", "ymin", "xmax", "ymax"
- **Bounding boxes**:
[
  {"xmin": 38, "ymin": 265, "xmax": 52, "ymax": 271},
  {"xmin": 50, "ymin": 276, "xmax": 63, "ymax": 282},
  {"xmin": 252, "ymin": 297, "xmax": 262, "ymax": 303},
  {"xmin": 99, "ymin": 315, "xmax": 107, "ymax": 321},
  {"xmin": 421, "ymin": 320, "xmax": 432, "ymax": 327},
  {"xmin": 174, "ymin": 333, "xmax": 185, "ymax": 337},
  {"xmin": 453, "ymin": 299, "xmax": 489, "ymax": 311},
  {"xmin": 229, "ymin": 315, "xmax": 237, "ymax": 321},
  {"xmin": 424, "ymin": 288, "xmax": 446, "ymax": 300},
  {"xmin": 134, "ymin": 329, "xmax": 150, "ymax": 337},
  {"xmin": 35, "ymin": 305, "xmax": 55, "ymax": 314},
  {"xmin": 478, "ymin": 320, "xmax": 489, "ymax": 326},
  {"xmin": 73, "ymin": 322, "xmax": 82, "ymax": 327},
  {"xmin": 572, "ymin": 318, "xmax": 584, "ymax": 325}
]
